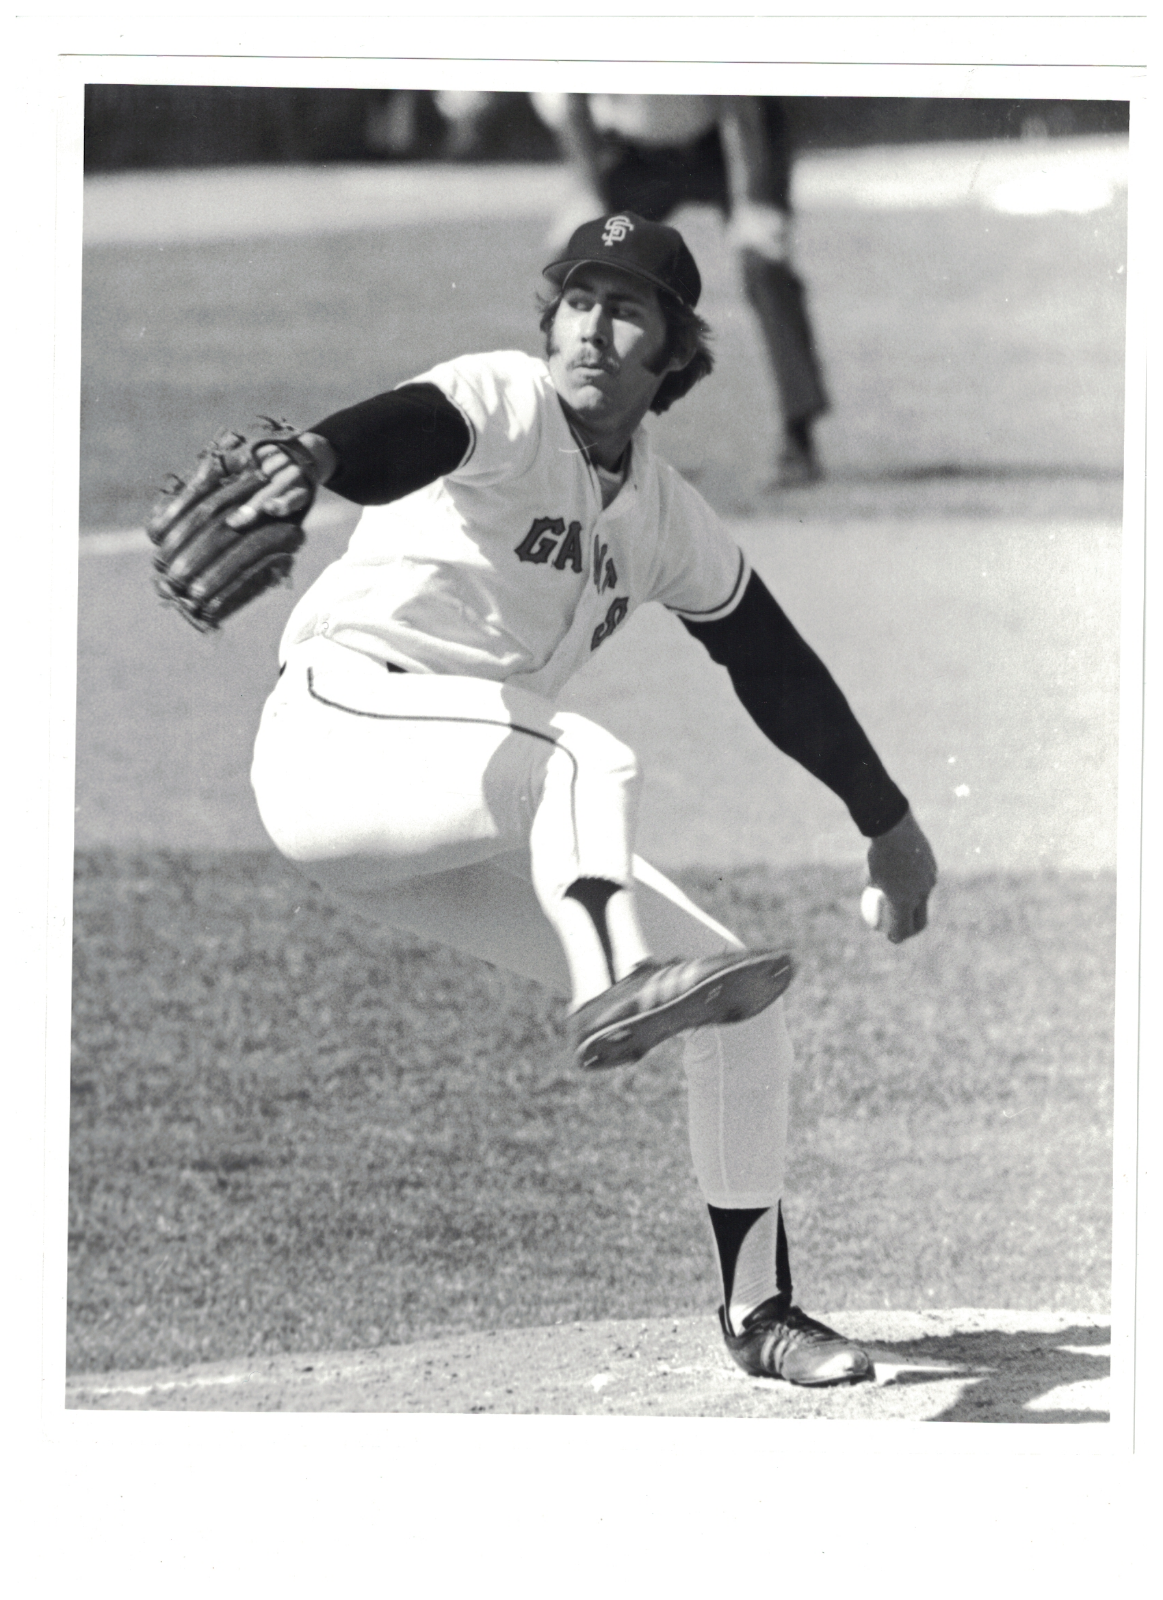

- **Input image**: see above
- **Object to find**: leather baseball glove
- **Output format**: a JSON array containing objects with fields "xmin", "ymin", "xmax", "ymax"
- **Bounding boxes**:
[{"xmin": 145, "ymin": 422, "xmax": 320, "ymax": 632}]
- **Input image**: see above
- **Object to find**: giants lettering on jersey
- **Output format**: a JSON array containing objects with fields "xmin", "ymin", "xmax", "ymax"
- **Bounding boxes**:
[
  {"xmin": 591, "ymin": 595, "xmax": 629, "ymax": 650},
  {"xmin": 592, "ymin": 533, "xmax": 617, "ymax": 594},
  {"xmin": 514, "ymin": 516, "xmax": 585, "ymax": 573}
]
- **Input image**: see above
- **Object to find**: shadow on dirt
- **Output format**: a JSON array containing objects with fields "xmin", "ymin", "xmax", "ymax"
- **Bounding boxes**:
[{"xmin": 870, "ymin": 1322, "xmax": 1110, "ymax": 1422}]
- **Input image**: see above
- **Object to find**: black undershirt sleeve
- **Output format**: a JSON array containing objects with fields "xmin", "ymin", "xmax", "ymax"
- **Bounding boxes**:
[
  {"xmin": 681, "ymin": 571, "xmax": 909, "ymax": 838},
  {"xmin": 310, "ymin": 383, "xmax": 472, "ymax": 505}
]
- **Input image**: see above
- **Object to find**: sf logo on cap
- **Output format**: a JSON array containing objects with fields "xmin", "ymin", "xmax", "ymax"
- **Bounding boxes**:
[{"xmin": 601, "ymin": 214, "xmax": 634, "ymax": 247}]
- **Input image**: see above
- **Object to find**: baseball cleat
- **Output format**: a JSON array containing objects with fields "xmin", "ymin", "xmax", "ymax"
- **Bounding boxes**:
[
  {"xmin": 719, "ymin": 1296, "xmax": 873, "ymax": 1386},
  {"xmin": 773, "ymin": 438, "xmax": 823, "ymax": 489},
  {"xmin": 571, "ymin": 950, "xmax": 794, "ymax": 1071}
]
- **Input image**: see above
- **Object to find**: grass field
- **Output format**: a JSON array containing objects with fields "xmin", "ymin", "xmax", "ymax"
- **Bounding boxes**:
[
  {"xmin": 69, "ymin": 853, "xmax": 1113, "ymax": 1373},
  {"xmin": 69, "ymin": 153, "xmax": 1126, "ymax": 1376}
]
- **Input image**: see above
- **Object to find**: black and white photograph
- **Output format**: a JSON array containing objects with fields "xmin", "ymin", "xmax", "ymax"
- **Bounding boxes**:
[{"xmin": 13, "ymin": 10, "xmax": 1154, "ymax": 1590}]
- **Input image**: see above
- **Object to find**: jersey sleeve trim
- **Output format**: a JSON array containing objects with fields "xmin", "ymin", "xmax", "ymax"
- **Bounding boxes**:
[{"xmin": 667, "ymin": 547, "xmax": 751, "ymax": 622}]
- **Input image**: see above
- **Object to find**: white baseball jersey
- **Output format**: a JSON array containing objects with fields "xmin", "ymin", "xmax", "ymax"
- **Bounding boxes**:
[{"xmin": 279, "ymin": 350, "xmax": 750, "ymax": 700}]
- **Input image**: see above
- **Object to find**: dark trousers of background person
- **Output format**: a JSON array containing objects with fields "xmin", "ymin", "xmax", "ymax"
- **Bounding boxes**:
[{"xmin": 591, "ymin": 100, "xmax": 829, "ymax": 465}]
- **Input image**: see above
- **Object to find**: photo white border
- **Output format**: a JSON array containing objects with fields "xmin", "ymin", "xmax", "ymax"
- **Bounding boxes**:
[{"xmin": 11, "ymin": 9, "xmax": 1153, "ymax": 1589}]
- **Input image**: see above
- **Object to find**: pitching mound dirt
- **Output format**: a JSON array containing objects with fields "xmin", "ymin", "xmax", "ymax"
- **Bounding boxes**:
[{"xmin": 66, "ymin": 1309, "xmax": 1109, "ymax": 1421}]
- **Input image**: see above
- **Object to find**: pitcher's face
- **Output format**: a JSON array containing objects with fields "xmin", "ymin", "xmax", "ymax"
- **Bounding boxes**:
[{"xmin": 547, "ymin": 266, "xmax": 677, "ymax": 439}]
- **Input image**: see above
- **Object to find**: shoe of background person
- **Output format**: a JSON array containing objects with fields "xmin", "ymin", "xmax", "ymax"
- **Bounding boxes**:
[
  {"xmin": 774, "ymin": 433, "xmax": 823, "ymax": 488},
  {"xmin": 572, "ymin": 951, "xmax": 794, "ymax": 1071},
  {"xmin": 719, "ymin": 1296, "xmax": 874, "ymax": 1386}
]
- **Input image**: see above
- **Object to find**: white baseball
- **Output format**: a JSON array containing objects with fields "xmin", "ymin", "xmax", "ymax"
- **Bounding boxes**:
[{"xmin": 861, "ymin": 886, "xmax": 887, "ymax": 930}]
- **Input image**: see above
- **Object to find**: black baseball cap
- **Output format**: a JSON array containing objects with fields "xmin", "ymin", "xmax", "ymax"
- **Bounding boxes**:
[{"xmin": 543, "ymin": 212, "xmax": 702, "ymax": 309}]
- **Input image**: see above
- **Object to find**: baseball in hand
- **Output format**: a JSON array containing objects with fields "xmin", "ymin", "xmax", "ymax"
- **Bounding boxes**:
[{"xmin": 861, "ymin": 886, "xmax": 887, "ymax": 931}]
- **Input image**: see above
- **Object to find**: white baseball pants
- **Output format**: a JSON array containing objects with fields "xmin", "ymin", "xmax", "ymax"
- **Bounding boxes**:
[{"xmin": 250, "ymin": 636, "xmax": 790, "ymax": 1208}]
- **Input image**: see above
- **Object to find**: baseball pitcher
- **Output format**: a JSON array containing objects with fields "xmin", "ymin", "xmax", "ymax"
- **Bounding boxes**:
[{"xmin": 152, "ymin": 212, "xmax": 936, "ymax": 1384}]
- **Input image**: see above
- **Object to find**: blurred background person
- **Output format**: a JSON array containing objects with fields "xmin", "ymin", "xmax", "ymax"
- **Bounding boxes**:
[{"xmin": 531, "ymin": 93, "xmax": 829, "ymax": 487}]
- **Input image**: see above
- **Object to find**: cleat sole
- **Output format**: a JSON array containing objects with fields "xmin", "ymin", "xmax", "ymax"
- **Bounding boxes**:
[{"xmin": 578, "ymin": 953, "xmax": 794, "ymax": 1071}]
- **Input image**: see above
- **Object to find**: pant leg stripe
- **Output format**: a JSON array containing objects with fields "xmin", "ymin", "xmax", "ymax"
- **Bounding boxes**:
[{"xmin": 305, "ymin": 667, "xmax": 586, "ymax": 877}]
